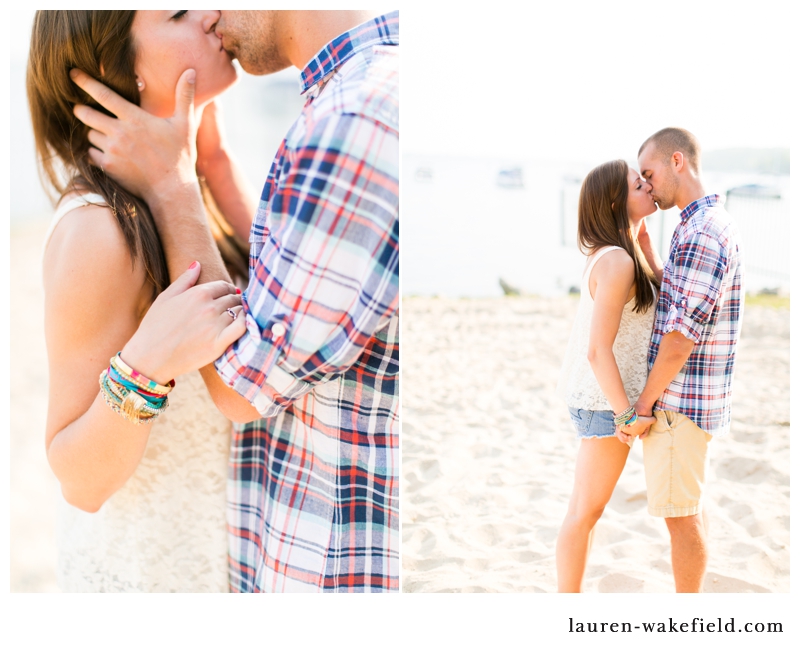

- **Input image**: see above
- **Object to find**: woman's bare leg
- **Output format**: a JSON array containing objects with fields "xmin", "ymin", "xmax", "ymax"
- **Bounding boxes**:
[{"xmin": 556, "ymin": 436, "xmax": 630, "ymax": 592}]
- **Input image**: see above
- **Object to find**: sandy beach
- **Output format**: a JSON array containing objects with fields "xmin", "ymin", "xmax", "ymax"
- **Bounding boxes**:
[
  {"xmin": 10, "ymin": 217, "xmax": 791, "ymax": 593},
  {"xmin": 10, "ymin": 220, "xmax": 60, "ymax": 592},
  {"xmin": 401, "ymin": 295, "xmax": 789, "ymax": 593}
]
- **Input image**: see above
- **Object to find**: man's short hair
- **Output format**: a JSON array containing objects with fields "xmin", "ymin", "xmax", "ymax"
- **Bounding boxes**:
[{"xmin": 639, "ymin": 127, "xmax": 701, "ymax": 174}]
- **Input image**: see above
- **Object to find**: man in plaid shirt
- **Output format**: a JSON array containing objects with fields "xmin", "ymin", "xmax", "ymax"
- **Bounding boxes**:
[
  {"xmin": 632, "ymin": 127, "xmax": 743, "ymax": 593},
  {"xmin": 214, "ymin": 11, "xmax": 399, "ymax": 592},
  {"xmin": 70, "ymin": 10, "xmax": 398, "ymax": 592}
]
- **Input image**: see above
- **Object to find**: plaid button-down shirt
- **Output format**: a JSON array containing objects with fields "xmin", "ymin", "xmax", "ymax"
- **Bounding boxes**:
[
  {"xmin": 648, "ymin": 194, "xmax": 744, "ymax": 437},
  {"xmin": 215, "ymin": 12, "xmax": 399, "ymax": 592}
]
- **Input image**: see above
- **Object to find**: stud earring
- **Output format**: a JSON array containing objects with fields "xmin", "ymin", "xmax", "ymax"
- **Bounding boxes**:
[{"xmin": 137, "ymin": 80, "xmax": 144, "ymax": 90}]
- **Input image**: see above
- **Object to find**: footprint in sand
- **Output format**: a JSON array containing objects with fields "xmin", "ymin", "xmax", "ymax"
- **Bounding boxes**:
[
  {"xmin": 597, "ymin": 572, "xmax": 645, "ymax": 593},
  {"xmin": 703, "ymin": 572, "xmax": 770, "ymax": 593},
  {"xmin": 418, "ymin": 459, "xmax": 441, "ymax": 482},
  {"xmin": 608, "ymin": 487, "xmax": 648, "ymax": 514},
  {"xmin": 721, "ymin": 499, "xmax": 752, "ymax": 521},
  {"xmin": 716, "ymin": 457, "xmax": 787, "ymax": 485},
  {"xmin": 405, "ymin": 526, "xmax": 438, "ymax": 555}
]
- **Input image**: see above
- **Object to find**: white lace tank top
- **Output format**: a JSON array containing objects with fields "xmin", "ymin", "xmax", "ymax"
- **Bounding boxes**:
[
  {"xmin": 557, "ymin": 246, "xmax": 656, "ymax": 411},
  {"xmin": 46, "ymin": 194, "xmax": 231, "ymax": 592}
]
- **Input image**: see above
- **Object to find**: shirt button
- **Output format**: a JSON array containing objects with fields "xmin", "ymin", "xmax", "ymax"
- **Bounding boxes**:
[{"xmin": 271, "ymin": 323, "xmax": 286, "ymax": 339}]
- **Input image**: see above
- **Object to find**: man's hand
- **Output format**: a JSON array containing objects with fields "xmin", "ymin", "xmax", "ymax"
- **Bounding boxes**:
[
  {"xmin": 120, "ymin": 261, "xmax": 245, "ymax": 385},
  {"xmin": 70, "ymin": 68, "xmax": 199, "ymax": 204},
  {"xmin": 633, "ymin": 399, "xmax": 655, "ymax": 438}
]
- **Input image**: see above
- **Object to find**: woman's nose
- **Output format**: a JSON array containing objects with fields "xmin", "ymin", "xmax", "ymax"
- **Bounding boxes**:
[{"xmin": 203, "ymin": 10, "xmax": 221, "ymax": 33}]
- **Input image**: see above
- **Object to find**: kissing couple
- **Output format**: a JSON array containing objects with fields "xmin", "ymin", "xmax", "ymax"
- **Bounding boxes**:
[
  {"xmin": 31, "ymin": 10, "xmax": 399, "ymax": 592},
  {"xmin": 556, "ymin": 127, "xmax": 744, "ymax": 592}
]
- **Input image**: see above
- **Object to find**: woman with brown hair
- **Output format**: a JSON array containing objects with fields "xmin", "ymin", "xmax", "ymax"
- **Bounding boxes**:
[
  {"xmin": 555, "ymin": 159, "xmax": 661, "ymax": 592},
  {"xmin": 28, "ymin": 10, "xmax": 253, "ymax": 591}
]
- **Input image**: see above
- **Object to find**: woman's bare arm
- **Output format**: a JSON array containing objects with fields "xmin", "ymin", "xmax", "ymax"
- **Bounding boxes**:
[
  {"xmin": 637, "ymin": 218, "xmax": 664, "ymax": 284},
  {"xmin": 43, "ymin": 204, "xmax": 159, "ymax": 512},
  {"xmin": 43, "ymin": 202, "xmax": 246, "ymax": 511},
  {"xmin": 586, "ymin": 249, "xmax": 637, "ymax": 416},
  {"xmin": 588, "ymin": 250, "xmax": 657, "ymax": 441},
  {"xmin": 196, "ymin": 101, "xmax": 257, "ymax": 244}
]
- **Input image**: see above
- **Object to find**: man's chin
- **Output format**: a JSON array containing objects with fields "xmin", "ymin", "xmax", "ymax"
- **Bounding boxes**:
[{"xmin": 654, "ymin": 199, "xmax": 674, "ymax": 211}]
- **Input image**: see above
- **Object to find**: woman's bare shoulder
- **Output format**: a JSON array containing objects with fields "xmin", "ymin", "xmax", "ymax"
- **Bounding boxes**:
[
  {"xmin": 589, "ymin": 247, "xmax": 635, "ymax": 294},
  {"xmin": 593, "ymin": 247, "xmax": 634, "ymax": 274},
  {"xmin": 43, "ymin": 198, "xmax": 149, "ymax": 325}
]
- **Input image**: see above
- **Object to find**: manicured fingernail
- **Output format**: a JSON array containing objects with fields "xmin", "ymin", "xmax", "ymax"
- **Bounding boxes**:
[
  {"xmin": 189, "ymin": 261, "xmax": 199, "ymax": 270},
  {"xmin": 235, "ymin": 288, "xmax": 242, "ymax": 294},
  {"xmin": 69, "ymin": 69, "xmax": 78, "ymax": 79},
  {"xmin": 187, "ymin": 69, "xmax": 196, "ymax": 84}
]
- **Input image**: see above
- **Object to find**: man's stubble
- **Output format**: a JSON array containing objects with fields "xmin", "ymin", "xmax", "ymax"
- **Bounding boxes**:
[
  {"xmin": 653, "ymin": 169, "xmax": 680, "ymax": 212},
  {"xmin": 224, "ymin": 10, "xmax": 292, "ymax": 76}
]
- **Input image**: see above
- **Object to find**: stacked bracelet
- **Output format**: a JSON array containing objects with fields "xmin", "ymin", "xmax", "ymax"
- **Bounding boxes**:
[
  {"xmin": 110, "ymin": 353, "xmax": 174, "ymax": 395},
  {"xmin": 613, "ymin": 406, "xmax": 638, "ymax": 428},
  {"xmin": 98, "ymin": 353, "xmax": 174, "ymax": 425}
]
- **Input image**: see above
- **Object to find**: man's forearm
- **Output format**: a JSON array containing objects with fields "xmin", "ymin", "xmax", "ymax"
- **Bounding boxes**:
[
  {"xmin": 635, "ymin": 331, "xmax": 695, "ymax": 413},
  {"xmin": 198, "ymin": 364, "xmax": 262, "ymax": 423},
  {"xmin": 147, "ymin": 180, "xmax": 231, "ymax": 284}
]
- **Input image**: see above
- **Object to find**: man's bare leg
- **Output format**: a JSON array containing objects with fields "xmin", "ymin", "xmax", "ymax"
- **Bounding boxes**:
[{"xmin": 665, "ymin": 512, "xmax": 708, "ymax": 592}]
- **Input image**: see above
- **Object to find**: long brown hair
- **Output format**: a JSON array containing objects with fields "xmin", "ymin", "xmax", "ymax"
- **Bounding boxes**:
[
  {"xmin": 27, "ymin": 10, "xmax": 248, "ymax": 298},
  {"xmin": 577, "ymin": 159, "xmax": 658, "ymax": 313}
]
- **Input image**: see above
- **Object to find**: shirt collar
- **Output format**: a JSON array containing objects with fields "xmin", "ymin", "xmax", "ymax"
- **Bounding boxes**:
[
  {"xmin": 298, "ymin": 11, "xmax": 399, "ymax": 95},
  {"xmin": 679, "ymin": 194, "xmax": 724, "ymax": 222}
]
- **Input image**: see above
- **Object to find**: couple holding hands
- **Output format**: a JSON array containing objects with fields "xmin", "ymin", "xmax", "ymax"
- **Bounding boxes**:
[{"xmin": 557, "ymin": 128, "xmax": 744, "ymax": 593}]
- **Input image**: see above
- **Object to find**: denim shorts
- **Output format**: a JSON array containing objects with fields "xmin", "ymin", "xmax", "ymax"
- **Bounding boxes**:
[{"xmin": 567, "ymin": 407, "xmax": 616, "ymax": 439}]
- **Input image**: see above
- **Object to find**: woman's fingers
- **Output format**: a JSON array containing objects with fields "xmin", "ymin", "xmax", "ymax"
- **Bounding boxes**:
[
  {"xmin": 218, "ymin": 304, "xmax": 243, "ymax": 325},
  {"xmin": 215, "ymin": 293, "xmax": 244, "ymax": 312},
  {"xmin": 202, "ymin": 280, "xmax": 241, "ymax": 300},
  {"xmin": 158, "ymin": 262, "xmax": 203, "ymax": 300},
  {"xmin": 218, "ymin": 306, "xmax": 247, "ymax": 349},
  {"xmin": 70, "ymin": 69, "xmax": 135, "ymax": 120}
]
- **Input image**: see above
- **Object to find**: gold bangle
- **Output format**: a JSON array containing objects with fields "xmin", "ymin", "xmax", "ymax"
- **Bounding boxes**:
[{"xmin": 111, "ymin": 353, "xmax": 174, "ymax": 395}]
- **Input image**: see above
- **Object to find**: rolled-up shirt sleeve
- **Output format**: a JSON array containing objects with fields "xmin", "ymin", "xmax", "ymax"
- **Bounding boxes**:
[
  {"xmin": 215, "ymin": 112, "xmax": 399, "ymax": 417},
  {"xmin": 662, "ymin": 231, "xmax": 727, "ymax": 343}
]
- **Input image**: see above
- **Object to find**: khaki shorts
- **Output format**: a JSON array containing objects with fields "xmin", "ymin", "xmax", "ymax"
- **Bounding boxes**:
[{"xmin": 641, "ymin": 410, "xmax": 712, "ymax": 518}]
